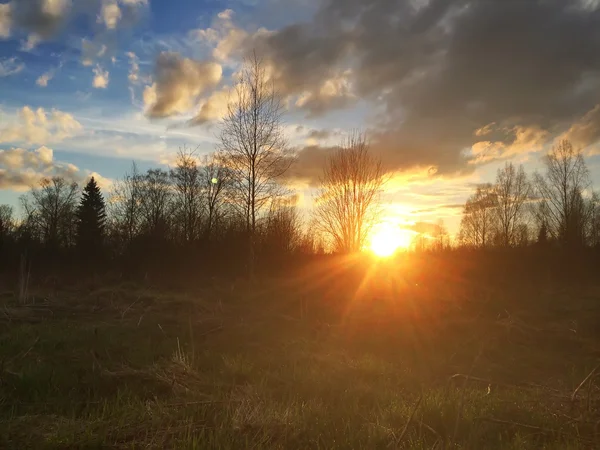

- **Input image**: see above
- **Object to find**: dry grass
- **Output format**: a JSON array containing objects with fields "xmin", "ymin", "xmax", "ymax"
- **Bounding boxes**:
[{"xmin": 1, "ymin": 257, "xmax": 600, "ymax": 448}]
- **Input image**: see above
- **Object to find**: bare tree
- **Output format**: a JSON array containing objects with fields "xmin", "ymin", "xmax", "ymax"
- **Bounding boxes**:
[
  {"xmin": 218, "ymin": 52, "xmax": 292, "ymax": 272},
  {"xmin": 110, "ymin": 162, "xmax": 143, "ymax": 245},
  {"xmin": 534, "ymin": 140, "xmax": 592, "ymax": 247},
  {"xmin": 588, "ymin": 193, "xmax": 600, "ymax": 248},
  {"xmin": 262, "ymin": 198, "xmax": 302, "ymax": 256},
  {"xmin": 313, "ymin": 132, "xmax": 385, "ymax": 253},
  {"xmin": 0, "ymin": 204, "xmax": 14, "ymax": 240},
  {"xmin": 494, "ymin": 162, "xmax": 531, "ymax": 247},
  {"xmin": 170, "ymin": 147, "xmax": 203, "ymax": 243},
  {"xmin": 431, "ymin": 219, "xmax": 450, "ymax": 251},
  {"xmin": 21, "ymin": 177, "xmax": 79, "ymax": 248},
  {"xmin": 139, "ymin": 169, "xmax": 172, "ymax": 239},
  {"xmin": 200, "ymin": 153, "xmax": 229, "ymax": 239},
  {"xmin": 458, "ymin": 183, "xmax": 498, "ymax": 248}
]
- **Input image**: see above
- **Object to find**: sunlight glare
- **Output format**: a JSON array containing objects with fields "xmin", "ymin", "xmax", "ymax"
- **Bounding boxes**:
[{"xmin": 369, "ymin": 223, "xmax": 411, "ymax": 257}]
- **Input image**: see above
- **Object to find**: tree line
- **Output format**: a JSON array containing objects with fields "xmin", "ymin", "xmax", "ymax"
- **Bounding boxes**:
[
  {"xmin": 1, "ymin": 54, "xmax": 599, "ymax": 284},
  {"xmin": 458, "ymin": 140, "xmax": 600, "ymax": 250}
]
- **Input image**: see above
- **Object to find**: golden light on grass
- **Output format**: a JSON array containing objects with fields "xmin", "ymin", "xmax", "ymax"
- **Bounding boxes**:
[{"xmin": 369, "ymin": 222, "xmax": 412, "ymax": 257}]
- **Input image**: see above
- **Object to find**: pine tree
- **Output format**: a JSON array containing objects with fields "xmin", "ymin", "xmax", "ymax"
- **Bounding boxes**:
[
  {"xmin": 537, "ymin": 222, "xmax": 548, "ymax": 246},
  {"xmin": 76, "ymin": 177, "xmax": 107, "ymax": 257}
]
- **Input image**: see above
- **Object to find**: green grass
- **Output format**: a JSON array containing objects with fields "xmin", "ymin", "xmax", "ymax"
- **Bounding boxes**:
[{"xmin": 1, "ymin": 265, "xmax": 600, "ymax": 449}]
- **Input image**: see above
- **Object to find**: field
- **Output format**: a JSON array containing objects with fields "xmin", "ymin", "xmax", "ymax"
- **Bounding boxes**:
[{"xmin": 1, "ymin": 254, "xmax": 600, "ymax": 449}]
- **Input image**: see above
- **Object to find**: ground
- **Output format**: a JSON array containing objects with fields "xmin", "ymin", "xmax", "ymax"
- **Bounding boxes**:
[{"xmin": 1, "ymin": 255, "xmax": 600, "ymax": 449}]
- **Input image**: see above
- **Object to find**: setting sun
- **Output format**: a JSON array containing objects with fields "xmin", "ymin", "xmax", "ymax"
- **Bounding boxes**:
[{"xmin": 369, "ymin": 223, "xmax": 412, "ymax": 257}]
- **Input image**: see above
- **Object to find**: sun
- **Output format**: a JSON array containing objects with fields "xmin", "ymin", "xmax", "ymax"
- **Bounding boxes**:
[{"xmin": 369, "ymin": 223, "xmax": 412, "ymax": 257}]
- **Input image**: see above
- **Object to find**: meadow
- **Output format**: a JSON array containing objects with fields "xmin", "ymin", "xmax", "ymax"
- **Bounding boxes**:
[{"xmin": 1, "ymin": 253, "xmax": 600, "ymax": 449}]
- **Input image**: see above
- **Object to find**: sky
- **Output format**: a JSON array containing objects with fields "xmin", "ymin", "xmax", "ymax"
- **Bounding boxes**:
[{"xmin": 1, "ymin": 0, "xmax": 600, "ymax": 236}]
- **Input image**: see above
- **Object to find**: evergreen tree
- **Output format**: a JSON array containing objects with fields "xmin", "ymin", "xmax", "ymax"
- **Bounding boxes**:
[
  {"xmin": 537, "ymin": 222, "xmax": 548, "ymax": 246},
  {"xmin": 76, "ymin": 177, "xmax": 107, "ymax": 257}
]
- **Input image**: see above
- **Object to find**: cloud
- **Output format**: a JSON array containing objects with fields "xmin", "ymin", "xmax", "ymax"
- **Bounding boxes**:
[
  {"xmin": 561, "ymin": 104, "xmax": 600, "ymax": 152},
  {"xmin": 92, "ymin": 65, "xmax": 109, "ymax": 88},
  {"xmin": 36, "ymin": 72, "xmax": 52, "ymax": 87},
  {"xmin": 125, "ymin": 51, "xmax": 148, "ymax": 85},
  {"xmin": 98, "ymin": 0, "xmax": 121, "ymax": 29},
  {"xmin": 144, "ymin": 52, "xmax": 222, "ymax": 118},
  {"xmin": 0, "ymin": 3, "xmax": 10, "ymax": 38},
  {"xmin": 81, "ymin": 38, "xmax": 108, "ymax": 66},
  {"xmin": 7, "ymin": 0, "xmax": 72, "ymax": 39},
  {"xmin": 286, "ymin": 144, "xmax": 335, "ymax": 185},
  {"xmin": 188, "ymin": 8, "xmax": 249, "ymax": 63},
  {"xmin": 467, "ymin": 125, "xmax": 548, "ymax": 164},
  {"xmin": 36, "ymin": 65, "xmax": 59, "ymax": 86},
  {"xmin": 307, "ymin": 129, "xmax": 336, "ymax": 141},
  {"xmin": 0, "ymin": 146, "xmax": 111, "ymax": 191},
  {"xmin": 20, "ymin": 33, "xmax": 41, "ymax": 51},
  {"xmin": 97, "ymin": 0, "xmax": 149, "ymax": 31},
  {"xmin": 0, "ymin": 57, "xmax": 24, "ymax": 77},
  {"xmin": 295, "ymin": 70, "xmax": 356, "ymax": 117},
  {"xmin": 0, "ymin": 106, "xmax": 83, "ymax": 145},
  {"xmin": 0, "ymin": 0, "xmax": 148, "ymax": 64},
  {"xmin": 188, "ymin": 87, "xmax": 231, "ymax": 125},
  {"xmin": 243, "ymin": 0, "xmax": 600, "ymax": 174}
]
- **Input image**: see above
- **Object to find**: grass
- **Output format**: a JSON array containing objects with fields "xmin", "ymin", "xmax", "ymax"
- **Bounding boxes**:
[{"xmin": 1, "ymin": 257, "xmax": 600, "ymax": 448}]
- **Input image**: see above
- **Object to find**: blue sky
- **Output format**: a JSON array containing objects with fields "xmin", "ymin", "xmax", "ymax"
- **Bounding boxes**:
[{"xmin": 1, "ymin": 0, "xmax": 600, "ymax": 237}]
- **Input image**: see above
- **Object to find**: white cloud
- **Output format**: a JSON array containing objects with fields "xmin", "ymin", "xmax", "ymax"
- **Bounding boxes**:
[
  {"xmin": 92, "ymin": 65, "xmax": 109, "ymax": 88},
  {"xmin": 0, "ymin": 106, "xmax": 83, "ymax": 146},
  {"xmin": 189, "ymin": 87, "xmax": 231, "ymax": 125},
  {"xmin": 98, "ymin": 0, "xmax": 122, "ymax": 29},
  {"xmin": 187, "ymin": 8, "xmax": 249, "ymax": 63},
  {"xmin": 36, "ymin": 69, "xmax": 55, "ymax": 87},
  {"xmin": 0, "ymin": 57, "xmax": 24, "ymax": 77},
  {"xmin": 0, "ymin": 146, "xmax": 111, "ymax": 191},
  {"xmin": 20, "ymin": 34, "xmax": 41, "ymax": 51},
  {"xmin": 126, "ymin": 51, "xmax": 140, "ymax": 83}
]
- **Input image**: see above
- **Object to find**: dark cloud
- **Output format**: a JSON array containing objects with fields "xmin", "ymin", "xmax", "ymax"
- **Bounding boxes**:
[
  {"xmin": 307, "ymin": 128, "xmax": 339, "ymax": 141},
  {"xmin": 287, "ymin": 144, "xmax": 335, "ymax": 185},
  {"xmin": 256, "ymin": 0, "xmax": 600, "ymax": 178},
  {"xmin": 10, "ymin": 0, "xmax": 72, "ymax": 39},
  {"xmin": 2, "ymin": 0, "xmax": 148, "ymax": 49}
]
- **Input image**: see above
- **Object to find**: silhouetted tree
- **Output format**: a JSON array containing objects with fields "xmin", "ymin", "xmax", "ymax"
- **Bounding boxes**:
[
  {"xmin": 432, "ymin": 219, "xmax": 450, "ymax": 251},
  {"xmin": 537, "ymin": 222, "xmax": 548, "ymax": 246},
  {"xmin": 313, "ymin": 132, "xmax": 385, "ymax": 253},
  {"xmin": 76, "ymin": 177, "xmax": 107, "ymax": 258},
  {"xmin": 589, "ymin": 194, "xmax": 600, "ymax": 248},
  {"xmin": 21, "ymin": 177, "xmax": 79, "ymax": 249},
  {"xmin": 0, "ymin": 204, "xmax": 14, "ymax": 241},
  {"xmin": 261, "ymin": 198, "xmax": 302, "ymax": 259},
  {"xmin": 76, "ymin": 177, "xmax": 107, "ymax": 259},
  {"xmin": 534, "ymin": 140, "xmax": 593, "ymax": 248},
  {"xmin": 170, "ymin": 148, "xmax": 203, "ymax": 243},
  {"xmin": 459, "ymin": 184, "xmax": 498, "ymax": 248},
  {"xmin": 139, "ymin": 169, "xmax": 172, "ymax": 239},
  {"xmin": 0, "ymin": 205, "xmax": 15, "ymax": 260},
  {"xmin": 218, "ymin": 52, "xmax": 292, "ymax": 275},
  {"xmin": 494, "ymin": 162, "xmax": 531, "ymax": 247},
  {"xmin": 110, "ymin": 162, "xmax": 143, "ymax": 247},
  {"xmin": 200, "ymin": 154, "xmax": 229, "ymax": 239}
]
